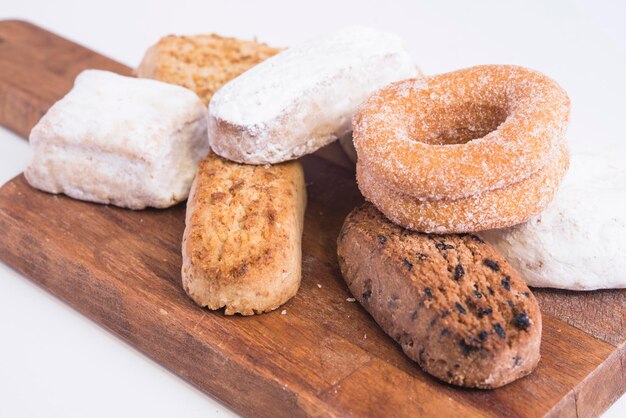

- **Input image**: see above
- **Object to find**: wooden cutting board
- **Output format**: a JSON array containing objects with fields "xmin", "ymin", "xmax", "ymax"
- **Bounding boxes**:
[{"xmin": 0, "ymin": 20, "xmax": 624, "ymax": 418}]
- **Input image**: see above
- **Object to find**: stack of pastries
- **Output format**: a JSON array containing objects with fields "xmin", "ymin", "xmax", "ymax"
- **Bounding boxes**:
[{"xmin": 25, "ymin": 26, "xmax": 625, "ymax": 389}]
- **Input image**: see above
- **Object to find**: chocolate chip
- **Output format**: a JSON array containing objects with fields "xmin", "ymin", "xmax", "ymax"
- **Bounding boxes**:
[
  {"xmin": 455, "ymin": 302, "xmax": 467, "ymax": 315},
  {"xmin": 441, "ymin": 310, "xmax": 450, "ymax": 318},
  {"xmin": 483, "ymin": 259, "xmax": 500, "ymax": 271},
  {"xmin": 459, "ymin": 339, "xmax": 479, "ymax": 356},
  {"xmin": 377, "ymin": 235, "xmax": 387, "ymax": 244},
  {"xmin": 454, "ymin": 264, "xmax": 465, "ymax": 281},
  {"xmin": 441, "ymin": 328, "xmax": 451, "ymax": 337},
  {"xmin": 471, "ymin": 234, "xmax": 485, "ymax": 244},
  {"xmin": 501, "ymin": 276, "xmax": 511, "ymax": 291},
  {"xmin": 514, "ymin": 356, "xmax": 523, "ymax": 366},
  {"xmin": 362, "ymin": 288, "xmax": 372, "ymax": 300},
  {"xmin": 435, "ymin": 241, "xmax": 455, "ymax": 250},
  {"xmin": 441, "ymin": 252, "xmax": 448, "ymax": 260},
  {"xmin": 512, "ymin": 312, "xmax": 531, "ymax": 330},
  {"xmin": 494, "ymin": 323, "xmax": 506, "ymax": 339},
  {"xmin": 507, "ymin": 299, "xmax": 514, "ymax": 308},
  {"xmin": 478, "ymin": 307, "xmax": 493, "ymax": 318},
  {"xmin": 403, "ymin": 258, "xmax": 413, "ymax": 271},
  {"xmin": 411, "ymin": 310, "xmax": 418, "ymax": 321},
  {"xmin": 478, "ymin": 331, "xmax": 489, "ymax": 341},
  {"xmin": 424, "ymin": 287, "xmax": 433, "ymax": 299},
  {"xmin": 474, "ymin": 290, "xmax": 483, "ymax": 299}
]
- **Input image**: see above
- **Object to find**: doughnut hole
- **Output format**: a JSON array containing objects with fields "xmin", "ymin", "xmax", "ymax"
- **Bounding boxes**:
[{"xmin": 409, "ymin": 103, "xmax": 509, "ymax": 146}]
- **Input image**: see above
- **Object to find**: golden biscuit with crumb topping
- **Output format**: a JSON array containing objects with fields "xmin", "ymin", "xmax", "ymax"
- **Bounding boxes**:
[{"xmin": 181, "ymin": 152, "xmax": 306, "ymax": 315}]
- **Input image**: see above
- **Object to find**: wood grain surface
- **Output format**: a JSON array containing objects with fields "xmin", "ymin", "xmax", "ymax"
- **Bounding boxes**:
[{"xmin": 0, "ymin": 20, "xmax": 624, "ymax": 417}]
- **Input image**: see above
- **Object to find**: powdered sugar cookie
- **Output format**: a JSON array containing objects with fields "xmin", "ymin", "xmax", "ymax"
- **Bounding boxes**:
[
  {"xmin": 208, "ymin": 26, "xmax": 417, "ymax": 164},
  {"xmin": 482, "ymin": 149, "xmax": 626, "ymax": 290}
]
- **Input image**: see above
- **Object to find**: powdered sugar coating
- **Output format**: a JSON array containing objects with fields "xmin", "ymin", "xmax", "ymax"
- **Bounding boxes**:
[
  {"xmin": 354, "ymin": 65, "xmax": 570, "ymax": 201},
  {"xmin": 208, "ymin": 26, "xmax": 417, "ymax": 164},
  {"xmin": 35, "ymin": 70, "xmax": 206, "ymax": 158},
  {"xmin": 482, "ymin": 149, "xmax": 626, "ymax": 290},
  {"xmin": 26, "ymin": 70, "xmax": 209, "ymax": 209}
]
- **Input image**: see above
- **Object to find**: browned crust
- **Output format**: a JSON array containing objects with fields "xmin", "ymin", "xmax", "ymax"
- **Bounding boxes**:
[
  {"xmin": 337, "ymin": 203, "xmax": 541, "ymax": 388},
  {"xmin": 353, "ymin": 65, "xmax": 570, "ymax": 201},
  {"xmin": 181, "ymin": 152, "xmax": 306, "ymax": 315},
  {"xmin": 357, "ymin": 142, "xmax": 569, "ymax": 233},
  {"xmin": 136, "ymin": 34, "xmax": 281, "ymax": 105}
]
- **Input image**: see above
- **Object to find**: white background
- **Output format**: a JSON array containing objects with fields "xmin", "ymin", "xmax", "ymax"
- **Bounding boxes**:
[{"xmin": 1, "ymin": 0, "xmax": 625, "ymax": 416}]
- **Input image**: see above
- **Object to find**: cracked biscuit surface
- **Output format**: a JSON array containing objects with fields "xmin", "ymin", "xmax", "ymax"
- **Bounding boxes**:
[
  {"xmin": 182, "ymin": 152, "xmax": 306, "ymax": 315},
  {"xmin": 137, "ymin": 34, "xmax": 280, "ymax": 105}
]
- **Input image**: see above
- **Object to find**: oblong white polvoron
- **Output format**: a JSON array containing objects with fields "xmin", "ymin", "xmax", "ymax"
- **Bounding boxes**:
[{"xmin": 208, "ymin": 26, "xmax": 418, "ymax": 164}]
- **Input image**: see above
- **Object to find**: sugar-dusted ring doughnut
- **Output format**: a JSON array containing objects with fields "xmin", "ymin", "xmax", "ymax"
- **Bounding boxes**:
[
  {"xmin": 353, "ymin": 65, "xmax": 570, "ymax": 201},
  {"xmin": 356, "ymin": 142, "xmax": 569, "ymax": 233}
]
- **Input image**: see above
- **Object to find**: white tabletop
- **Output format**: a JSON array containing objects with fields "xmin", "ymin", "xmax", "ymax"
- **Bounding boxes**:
[{"xmin": 1, "ymin": 1, "xmax": 624, "ymax": 416}]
